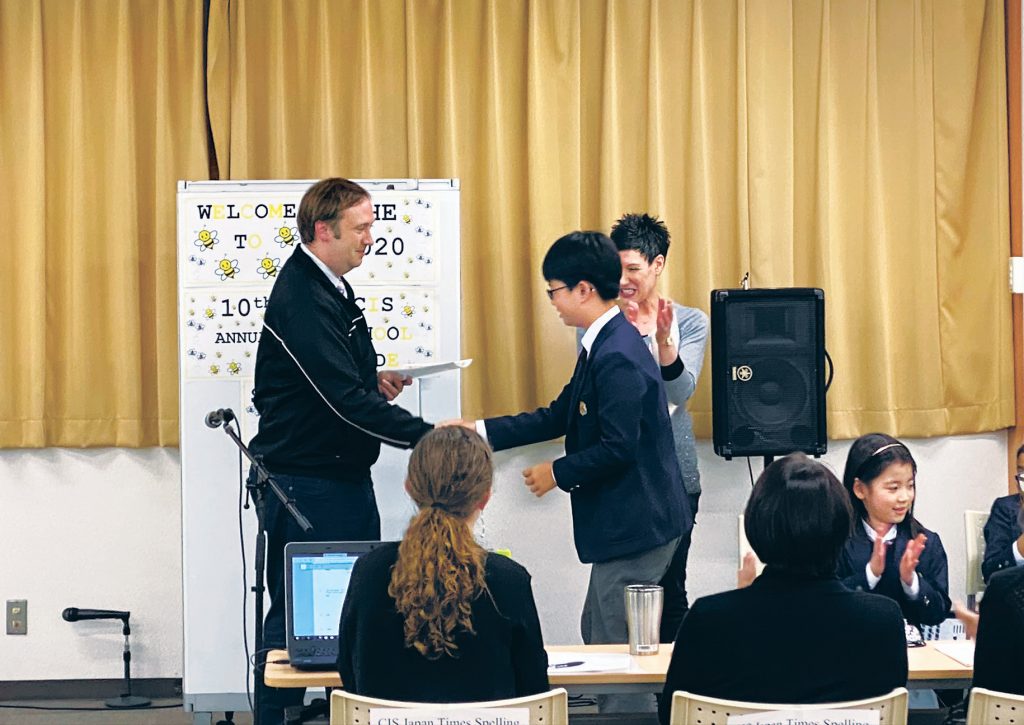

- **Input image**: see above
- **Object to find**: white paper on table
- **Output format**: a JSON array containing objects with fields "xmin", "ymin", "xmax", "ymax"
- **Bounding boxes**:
[
  {"xmin": 547, "ymin": 651, "xmax": 631, "ymax": 673},
  {"xmin": 393, "ymin": 358, "xmax": 472, "ymax": 378},
  {"xmin": 933, "ymin": 639, "xmax": 976, "ymax": 667}
]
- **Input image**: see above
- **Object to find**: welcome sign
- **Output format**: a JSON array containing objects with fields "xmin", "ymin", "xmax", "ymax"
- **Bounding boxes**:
[{"xmin": 182, "ymin": 192, "xmax": 440, "ymax": 287}]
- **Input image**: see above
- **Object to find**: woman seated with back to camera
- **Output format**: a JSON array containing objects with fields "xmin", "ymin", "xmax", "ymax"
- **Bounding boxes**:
[
  {"xmin": 658, "ymin": 453, "xmax": 907, "ymax": 725},
  {"xmin": 336, "ymin": 426, "xmax": 549, "ymax": 702}
]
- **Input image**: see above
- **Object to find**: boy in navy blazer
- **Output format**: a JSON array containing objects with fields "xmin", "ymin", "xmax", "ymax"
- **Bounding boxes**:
[{"xmin": 466, "ymin": 231, "xmax": 693, "ymax": 664}]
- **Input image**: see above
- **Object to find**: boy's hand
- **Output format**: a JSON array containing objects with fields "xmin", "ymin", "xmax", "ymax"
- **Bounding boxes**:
[{"xmin": 523, "ymin": 461, "xmax": 556, "ymax": 497}]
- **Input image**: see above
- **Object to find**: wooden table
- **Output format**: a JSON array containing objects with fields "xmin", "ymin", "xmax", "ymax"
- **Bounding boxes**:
[{"xmin": 264, "ymin": 642, "xmax": 973, "ymax": 694}]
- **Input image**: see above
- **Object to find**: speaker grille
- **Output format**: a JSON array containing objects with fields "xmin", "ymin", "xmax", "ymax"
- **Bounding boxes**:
[
  {"xmin": 732, "ymin": 358, "xmax": 809, "ymax": 427},
  {"xmin": 711, "ymin": 288, "xmax": 826, "ymax": 458}
]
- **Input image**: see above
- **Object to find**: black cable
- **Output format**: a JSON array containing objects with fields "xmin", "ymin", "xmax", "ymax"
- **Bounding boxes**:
[
  {"xmin": 248, "ymin": 647, "xmax": 279, "ymax": 669},
  {"xmin": 235, "ymin": 417, "xmax": 253, "ymax": 715},
  {"xmin": 824, "ymin": 349, "xmax": 835, "ymax": 392},
  {"xmin": 746, "ymin": 457, "xmax": 755, "ymax": 486},
  {"xmin": 0, "ymin": 703, "xmax": 182, "ymax": 711}
]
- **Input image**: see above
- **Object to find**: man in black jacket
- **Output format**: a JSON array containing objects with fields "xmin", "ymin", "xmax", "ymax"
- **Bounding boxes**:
[{"xmin": 249, "ymin": 177, "xmax": 433, "ymax": 723}]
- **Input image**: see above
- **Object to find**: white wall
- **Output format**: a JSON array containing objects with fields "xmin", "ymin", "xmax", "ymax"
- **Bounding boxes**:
[
  {"xmin": 0, "ymin": 432, "xmax": 1010, "ymax": 680},
  {"xmin": 0, "ymin": 448, "xmax": 182, "ymax": 681}
]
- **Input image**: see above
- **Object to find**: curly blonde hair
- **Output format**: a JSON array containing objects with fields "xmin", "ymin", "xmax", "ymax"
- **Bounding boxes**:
[{"xmin": 388, "ymin": 427, "xmax": 492, "ymax": 659}]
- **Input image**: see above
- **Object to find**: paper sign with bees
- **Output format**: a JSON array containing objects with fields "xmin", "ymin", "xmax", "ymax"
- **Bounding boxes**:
[
  {"xmin": 181, "ymin": 288, "xmax": 439, "ymax": 379},
  {"xmin": 182, "ymin": 192, "xmax": 440, "ymax": 287}
]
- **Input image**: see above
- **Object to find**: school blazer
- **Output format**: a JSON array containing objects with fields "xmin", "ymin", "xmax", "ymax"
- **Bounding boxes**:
[
  {"xmin": 982, "ymin": 494, "xmax": 1023, "ymax": 583},
  {"xmin": 485, "ymin": 312, "xmax": 692, "ymax": 563}
]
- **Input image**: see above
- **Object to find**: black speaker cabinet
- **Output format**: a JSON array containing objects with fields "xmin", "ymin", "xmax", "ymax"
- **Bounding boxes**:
[{"xmin": 711, "ymin": 288, "xmax": 827, "ymax": 459}]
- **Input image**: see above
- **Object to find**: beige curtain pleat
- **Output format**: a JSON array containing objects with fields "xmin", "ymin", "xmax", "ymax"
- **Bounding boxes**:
[
  {"xmin": 0, "ymin": 0, "xmax": 47, "ymax": 446},
  {"xmin": 0, "ymin": 0, "xmax": 1012, "ymax": 447},
  {"xmin": 0, "ymin": 0, "xmax": 210, "ymax": 447}
]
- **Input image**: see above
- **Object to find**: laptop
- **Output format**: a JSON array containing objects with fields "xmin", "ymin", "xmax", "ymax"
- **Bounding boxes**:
[{"xmin": 284, "ymin": 540, "xmax": 391, "ymax": 670}]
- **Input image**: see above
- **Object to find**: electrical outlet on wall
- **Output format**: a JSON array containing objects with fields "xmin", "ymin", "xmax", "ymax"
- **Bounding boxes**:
[{"xmin": 6, "ymin": 599, "xmax": 27, "ymax": 634}]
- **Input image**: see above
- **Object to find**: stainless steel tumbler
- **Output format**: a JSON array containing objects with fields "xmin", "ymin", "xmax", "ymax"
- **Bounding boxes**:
[{"xmin": 624, "ymin": 584, "xmax": 663, "ymax": 655}]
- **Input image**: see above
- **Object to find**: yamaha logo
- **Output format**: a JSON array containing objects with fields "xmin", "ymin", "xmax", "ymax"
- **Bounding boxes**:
[{"xmin": 732, "ymin": 365, "xmax": 753, "ymax": 382}]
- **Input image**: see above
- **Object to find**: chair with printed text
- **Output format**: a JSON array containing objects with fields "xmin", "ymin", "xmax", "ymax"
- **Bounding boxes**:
[
  {"xmin": 668, "ymin": 687, "xmax": 909, "ymax": 725},
  {"xmin": 965, "ymin": 686, "xmax": 1024, "ymax": 725},
  {"xmin": 330, "ymin": 688, "xmax": 569, "ymax": 725},
  {"xmin": 964, "ymin": 509, "xmax": 989, "ymax": 610}
]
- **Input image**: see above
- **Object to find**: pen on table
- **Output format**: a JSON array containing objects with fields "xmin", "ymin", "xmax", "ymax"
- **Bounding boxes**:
[{"xmin": 550, "ymin": 661, "xmax": 584, "ymax": 668}]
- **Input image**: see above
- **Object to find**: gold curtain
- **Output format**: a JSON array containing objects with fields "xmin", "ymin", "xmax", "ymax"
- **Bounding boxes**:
[
  {"xmin": 207, "ymin": 0, "xmax": 1012, "ymax": 439},
  {"xmin": 0, "ymin": 0, "xmax": 1012, "ymax": 447},
  {"xmin": 0, "ymin": 0, "xmax": 210, "ymax": 447}
]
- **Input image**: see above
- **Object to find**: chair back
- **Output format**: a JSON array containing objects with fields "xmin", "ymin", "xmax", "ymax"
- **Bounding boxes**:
[
  {"xmin": 330, "ymin": 687, "xmax": 569, "ymax": 725},
  {"xmin": 669, "ymin": 687, "xmax": 909, "ymax": 725},
  {"xmin": 966, "ymin": 686, "xmax": 1024, "ymax": 725},
  {"xmin": 964, "ymin": 509, "xmax": 989, "ymax": 607},
  {"xmin": 737, "ymin": 514, "xmax": 765, "ymax": 579}
]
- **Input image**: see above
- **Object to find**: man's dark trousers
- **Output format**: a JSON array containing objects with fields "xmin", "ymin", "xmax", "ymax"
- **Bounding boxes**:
[{"xmin": 254, "ymin": 470, "xmax": 380, "ymax": 724}]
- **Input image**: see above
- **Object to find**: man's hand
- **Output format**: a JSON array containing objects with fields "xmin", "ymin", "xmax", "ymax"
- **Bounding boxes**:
[
  {"xmin": 377, "ymin": 371, "xmax": 413, "ymax": 401},
  {"xmin": 523, "ymin": 461, "xmax": 557, "ymax": 497},
  {"xmin": 436, "ymin": 419, "xmax": 475, "ymax": 430},
  {"xmin": 899, "ymin": 533, "xmax": 927, "ymax": 586}
]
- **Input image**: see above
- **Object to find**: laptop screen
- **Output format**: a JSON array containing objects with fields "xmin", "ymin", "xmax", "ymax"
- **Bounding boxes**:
[
  {"xmin": 284, "ymin": 540, "xmax": 390, "ymax": 667},
  {"xmin": 290, "ymin": 553, "xmax": 359, "ymax": 640}
]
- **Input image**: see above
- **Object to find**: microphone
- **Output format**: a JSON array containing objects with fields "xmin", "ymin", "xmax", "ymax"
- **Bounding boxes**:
[
  {"xmin": 62, "ymin": 607, "xmax": 130, "ymax": 622},
  {"xmin": 204, "ymin": 408, "xmax": 236, "ymax": 428}
]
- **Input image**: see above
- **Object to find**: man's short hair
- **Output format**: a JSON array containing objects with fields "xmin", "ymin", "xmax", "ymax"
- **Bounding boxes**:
[
  {"xmin": 609, "ymin": 213, "xmax": 671, "ymax": 263},
  {"xmin": 541, "ymin": 231, "xmax": 621, "ymax": 301},
  {"xmin": 297, "ymin": 178, "xmax": 370, "ymax": 245},
  {"xmin": 744, "ymin": 453, "xmax": 853, "ymax": 577}
]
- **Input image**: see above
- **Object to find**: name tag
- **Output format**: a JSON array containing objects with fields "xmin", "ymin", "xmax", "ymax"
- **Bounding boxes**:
[
  {"xmin": 369, "ymin": 708, "xmax": 529, "ymax": 725},
  {"xmin": 727, "ymin": 709, "xmax": 880, "ymax": 725}
]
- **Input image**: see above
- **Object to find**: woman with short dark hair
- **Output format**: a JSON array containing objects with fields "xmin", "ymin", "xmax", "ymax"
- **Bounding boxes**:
[{"xmin": 658, "ymin": 453, "xmax": 907, "ymax": 725}]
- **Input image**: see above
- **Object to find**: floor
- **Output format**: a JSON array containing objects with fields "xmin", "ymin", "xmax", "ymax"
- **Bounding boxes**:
[{"xmin": 0, "ymin": 698, "xmax": 262, "ymax": 725}]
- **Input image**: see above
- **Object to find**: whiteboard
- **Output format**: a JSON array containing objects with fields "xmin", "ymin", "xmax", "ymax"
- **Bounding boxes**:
[{"xmin": 176, "ymin": 179, "xmax": 461, "ymax": 715}]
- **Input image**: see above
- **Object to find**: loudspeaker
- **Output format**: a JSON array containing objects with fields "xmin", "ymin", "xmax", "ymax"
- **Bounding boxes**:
[{"xmin": 711, "ymin": 288, "xmax": 827, "ymax": 459}]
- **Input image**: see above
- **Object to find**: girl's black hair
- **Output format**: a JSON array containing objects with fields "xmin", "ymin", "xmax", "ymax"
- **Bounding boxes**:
[{"xmin": 841, "ymin": 432, "xmax": 923, "ymax": 537}]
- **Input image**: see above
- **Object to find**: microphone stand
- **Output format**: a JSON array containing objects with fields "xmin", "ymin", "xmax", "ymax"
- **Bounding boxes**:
[
  {"xmin": 106, "ymin": 616, "xmax": 150, "ymax": 709},
  {"xmin": 210, "ymin": 416, "xmax": 312, "ymax": 725}
]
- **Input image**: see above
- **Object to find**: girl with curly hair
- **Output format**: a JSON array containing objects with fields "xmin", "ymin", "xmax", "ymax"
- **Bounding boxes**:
[{"xmin": 336, "ymin": 426, "xmax": 549, "ymax": 701}]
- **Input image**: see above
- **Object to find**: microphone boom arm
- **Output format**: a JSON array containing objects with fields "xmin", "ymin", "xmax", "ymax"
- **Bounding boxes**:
[{"xmin": 214, "ymin": 419, "xmax": 313, "ymax": 533}]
